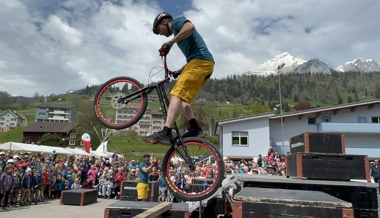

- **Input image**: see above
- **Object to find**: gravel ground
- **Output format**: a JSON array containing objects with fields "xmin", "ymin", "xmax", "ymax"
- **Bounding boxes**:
[{"xmin": 1, "ymin": 198, "xmax": 118, "ymax": 218}]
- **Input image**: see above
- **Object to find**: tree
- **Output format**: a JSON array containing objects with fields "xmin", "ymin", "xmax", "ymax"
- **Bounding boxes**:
[
  {"xmin": 250, "ymin": 102, "xmax": 270, "ymax": 114},
  {"xmin": 40, "ymin": 133, "xmax": 63, "ymax": 147},
  {"xmin": 337, "ymin": 95, "xmax": 343, "ymax": 104},
  {"xmin": 71, "ymin": 96, "xmax": 102, "ymax": 149},
  {"xmin": 293, "ymin": 94, "xmax": 299, "ymax": 103},
  {"xmin": 347, "ymin": 96, "xmax": 353, "ymax": 103},
  {"xmin": 0, "ymin": 91, "xmax": 11, "ymax": 109}
]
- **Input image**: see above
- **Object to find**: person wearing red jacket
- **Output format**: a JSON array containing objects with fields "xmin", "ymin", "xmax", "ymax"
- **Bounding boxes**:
[
  {"xmin": 112, "ymin": 167, "xmax": 126, "ymax": 199},
  {"xmin": 40, "ymin": 167, "xmax": 48, "ymax": 201}
]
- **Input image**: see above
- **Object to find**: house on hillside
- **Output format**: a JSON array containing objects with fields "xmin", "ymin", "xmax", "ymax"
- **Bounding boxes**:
[
  {"xmin": 216, "ymin": 99, "xmax": 380, "ymax": 160},
  {"xmin": 23, "ymin": 121, "xmax": 78, "ymax": 145},
  {"xmin": 35, "ymin": 104, "xmax": 77, "ymax": 122},
  {"xmin": 0, "ymin": 110, "xmax": 25, "ymax": 128}
]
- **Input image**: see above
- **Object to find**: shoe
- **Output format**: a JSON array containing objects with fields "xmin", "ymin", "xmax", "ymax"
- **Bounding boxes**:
[
  {"xmin": 3, "ymin": 207, "xmax": 10, "ymax": 211},
  {"xmin": 143, "ymin": 131, "xmax": 171, "ymax": 146},
  {"xmin": 0, "ymin": 207, "xmax": 4, "ymax": 212},
  {"xmin": 182, "ymin": 129, "xmax": 205, "ymax": 138},
  {"xmin": 114, "ymin": 196, "xmax": 118, "ymax": 200}
]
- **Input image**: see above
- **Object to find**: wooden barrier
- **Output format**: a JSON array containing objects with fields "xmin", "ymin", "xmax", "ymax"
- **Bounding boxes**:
[{"xmin": 133, "ymin": 202, "xmax": 172, "ymax": 218}]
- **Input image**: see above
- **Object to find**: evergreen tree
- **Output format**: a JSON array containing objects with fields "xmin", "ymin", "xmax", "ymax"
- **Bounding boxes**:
[{"xmin": 347, "ymin": 96, "xmax": 353, "ymax": 103}]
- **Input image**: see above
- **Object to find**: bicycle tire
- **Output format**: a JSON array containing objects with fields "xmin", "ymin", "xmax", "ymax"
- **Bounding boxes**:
[
  {"xmin": 162, "ymin": 137, "xmax": 225, "ymax": 201},
  {"xmin": 93, "ymin": 76, "xmax": 148, "ymax": 129}
]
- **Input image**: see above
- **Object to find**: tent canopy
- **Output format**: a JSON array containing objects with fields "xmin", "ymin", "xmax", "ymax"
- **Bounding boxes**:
[
  {"xmin": 40, "ymin": 145, "xmax": 73, "ymax": 155},
  {"xmin": 0, "ymin": 142, "xmax": 53, "ymax": 153}
]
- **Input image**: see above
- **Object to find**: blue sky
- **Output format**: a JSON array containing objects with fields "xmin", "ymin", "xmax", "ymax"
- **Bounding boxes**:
[{"xmin": 0, "ymin": 0, "xmax": 379, "ymax": 96}]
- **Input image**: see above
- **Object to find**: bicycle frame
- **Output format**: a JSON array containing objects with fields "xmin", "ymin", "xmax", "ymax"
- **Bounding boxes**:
[{"xmin": 117, "ymin": 55, "xmax": 195, "ymax": 170}]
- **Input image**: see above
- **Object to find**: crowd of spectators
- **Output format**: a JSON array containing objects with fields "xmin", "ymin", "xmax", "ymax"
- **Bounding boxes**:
[{"xmin": 0, "ymin": 146, "xmax": 288, "ymax": 211}]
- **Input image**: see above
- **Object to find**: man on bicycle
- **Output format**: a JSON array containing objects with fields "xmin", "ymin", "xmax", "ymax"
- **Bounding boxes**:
[{"xmin": 144, "ymin": 12, "xmax": 214, "ymax": 145}]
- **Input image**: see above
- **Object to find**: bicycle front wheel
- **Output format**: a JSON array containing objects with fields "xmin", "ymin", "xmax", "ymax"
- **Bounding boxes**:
[
  {"xmin": 93, "ymin": 76, "xmax": 147, "ymax": 129},
  {"xmin": 162, "ymin": 137, "xmax": 225, "ymax": 201}
]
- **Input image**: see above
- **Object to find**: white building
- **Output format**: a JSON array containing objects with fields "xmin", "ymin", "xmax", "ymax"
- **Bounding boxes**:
[
  {"xmin": 35, "ymin": 104, "xmax": 77, "ymax": 122},
  {"xmin": 216, "ymin": 99, "xmax": 380, "ymax": 159},
  {"xmin": 0, "ymin": 110, "xmax": 24, "ymax": 128},
  {"xmin": 116, "ymin": 107, "xmax": 165, "ymax": 136}
]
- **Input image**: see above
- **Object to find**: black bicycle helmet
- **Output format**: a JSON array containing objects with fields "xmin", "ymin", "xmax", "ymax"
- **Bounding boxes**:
[{"xmin": 153, "ymin": 12, "xmax": 173, "ymax": 34}]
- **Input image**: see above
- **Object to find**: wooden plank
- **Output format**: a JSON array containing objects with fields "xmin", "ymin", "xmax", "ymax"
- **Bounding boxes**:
[{"xmin": 133, "ymin": 202, "xmax": 172, "ymax": 218}]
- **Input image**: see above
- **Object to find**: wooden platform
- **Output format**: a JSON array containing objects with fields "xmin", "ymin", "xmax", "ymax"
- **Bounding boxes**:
[
  {"xmin": 104, "ymin": 201, "xmax": 199, "ymax": 218},
  {"xmin": 235, "ymin": 174, "xmax": 379, "ymax": 218},
  {"xmin": 233, "ymin": 187, "xmax": 353, "ymax": 218},
  {"xmin": 60, "ymin": 189, "xmax": 98, "ymax": 206}
]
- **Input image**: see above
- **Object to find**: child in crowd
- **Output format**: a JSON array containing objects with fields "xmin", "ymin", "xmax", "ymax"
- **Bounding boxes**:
[
  {"xmin": 20, "ymin": 168, "xmax": 33, "ymax": 206},
  {"xmin": 32, "ymin": 170, "xmax": 42, "ymax": 204},
  {"xmin": 103, "ymin": 170, "xmax": 114, "ymax": 199},
  {"xmin": 71, "ymin": 178, "xmax": 81, "ymax": 189},
  {"xmin": 97, "ymin": 175, "xmax": 106, "ymax": 197},
  {"xmin": 45, "ymin": 168, "xmax": 53, "ymax": 199},
  {"xmin": 11, "ymin": 168, "xmax": 22, "ymax": 207},
  {"xmin": 157, "ymin": 169, "xmax": 167, "ymax": 202},
  {"xmin": 55, "ymin": 171, "xmax": 63, "ymax": 198},
  {"xmin": 0, "ymin": 165, "xmax": 14, "ymax": 211},
  {"xmin": 82, "ymin": 177, "xmax": 94, "ymax": 189}
]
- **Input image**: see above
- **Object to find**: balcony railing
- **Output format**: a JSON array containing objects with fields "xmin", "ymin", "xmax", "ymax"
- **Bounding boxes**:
[{"xmin": 318, "ymin": 122, "xmax": 380, "ymax": 133}]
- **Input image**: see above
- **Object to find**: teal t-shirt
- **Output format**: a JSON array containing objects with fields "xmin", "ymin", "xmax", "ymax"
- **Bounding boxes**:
[
  {"xmin": 172, "ymin": 16, "xmax": 214, "ymax": 63},
  {"xmin": 138, "ymin": 162, "xmax": 151, "ymax": 184}
]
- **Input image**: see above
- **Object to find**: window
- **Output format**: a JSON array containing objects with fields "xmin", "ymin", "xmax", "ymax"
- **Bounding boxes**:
[
  {"xmin": 70, "ymin": 133, "xmax": 77, "ymax": 138},
  {"xmin": 69, "ymin": 140, "xmax": 76, "ymax": 145},
  {"xmin": 358, "ymin": 117, "xmax": 367, "ymax": 123},
  {"xmin": 232, "ymin": 131, "xmax": 248, "ymax": 146},
  {"xmin": 308, "ymin": 117, "xmax": 317, "ymax": 125},
  {"xmin": 372, "ymin": 116, "xmax": 380, "ymax": 123},
  {"xmin": 322, "ymin": 116, "xmax": 331, "ymax": 122}
]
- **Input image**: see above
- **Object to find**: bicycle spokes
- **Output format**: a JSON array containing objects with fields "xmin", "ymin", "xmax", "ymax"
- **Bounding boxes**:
[{"xmin": 94, "ymin": 77, "xmax": 148, "ymax": 129}]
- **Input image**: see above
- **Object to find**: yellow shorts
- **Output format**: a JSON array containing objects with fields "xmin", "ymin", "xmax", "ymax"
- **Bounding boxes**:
[
  {"xmin": 136, "ymin": 182, "xmax": 149, "ymax": 200},
  {"xmin": 170, "ymin": 59, "xmax": 214, "ymax": 103}
]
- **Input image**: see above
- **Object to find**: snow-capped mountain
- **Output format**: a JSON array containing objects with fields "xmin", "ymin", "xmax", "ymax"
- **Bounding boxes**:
[
  {"xmin": 246, "ymin": 52, "xmax": 306, "ymax": 76},
  {"xmin": 335, "ymin": 58, "xmax": 380, "ymax": 72},
  {"xmin": 293, "ymin": 59, "xmax": 335, "ymax": 74}
]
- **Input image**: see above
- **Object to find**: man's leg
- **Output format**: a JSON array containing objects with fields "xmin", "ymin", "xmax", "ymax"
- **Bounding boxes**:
[
  {"xmin": 181, "ymin": 101, "xmax": 204, "ymax": 138},
  {"xmin": 165, "ymin": 95, "xmax": 183, "ymax": 128}
]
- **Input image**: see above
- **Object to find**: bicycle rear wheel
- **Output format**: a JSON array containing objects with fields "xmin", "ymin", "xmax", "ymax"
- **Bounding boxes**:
[
  {"xmin": 93, "ymin": 76, "xmax": 147, "ymax": 129},
  {"xmin": 162, "ymin": 137, "xmax": 225, "ymax": 201}
]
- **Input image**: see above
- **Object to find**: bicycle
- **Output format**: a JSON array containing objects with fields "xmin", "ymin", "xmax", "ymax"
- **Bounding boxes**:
[{"xmin": 93, "ymin": 50, "xmax": 225, "ymax": 201}]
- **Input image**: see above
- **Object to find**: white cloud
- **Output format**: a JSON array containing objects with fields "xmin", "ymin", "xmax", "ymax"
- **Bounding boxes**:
[
  {"xmin": 42, "ymin": 15, "xmax": 83, "ymax": 47},
  {"xmin": 0, "ymin": 0, "xmax": 379, "ymax": 96}
]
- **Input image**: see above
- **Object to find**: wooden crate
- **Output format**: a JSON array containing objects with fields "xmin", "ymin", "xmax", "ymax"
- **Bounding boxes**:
[
  {"xmin": 120, "ymin": 180, "xmax": 159, "ymax": 202},
  {"xmin": 60, "ymin": 189, "xmax": 98, "ymax": 206},
  {"xmin": 286, "ymin": 153, "xmax": 370, "ymax": 182},
  {"xmin": 233, "ymin": 187, "xmax": 354, "ymax": 218},
  {"xmin": 290, "ymin": 132, "xmax": 345, "ymax": 154}
]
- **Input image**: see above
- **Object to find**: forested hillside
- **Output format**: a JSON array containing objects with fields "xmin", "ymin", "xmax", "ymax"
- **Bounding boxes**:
[
  {"xmin": 1, "ymin": 71, "xmax": 379, "ymax": 137},
  {"xmin": 198, "ymin": 72, "xmax": 380, "ymax": 107}
]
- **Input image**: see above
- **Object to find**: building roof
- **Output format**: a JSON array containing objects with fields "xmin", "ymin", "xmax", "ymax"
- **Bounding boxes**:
[
  {"xmin": 23, "ymin": 121, "xmax": 77, "ymax": 133},
  {"xmin": 0, "ymin": 109, "xmax": 24, "ymax": 120},
  {"xmin": 36, "ymin": 104, "xmax": 75, "ymax": 109},
  {"xmin": 271, "ymin": 98, "xmax": 380, "ymax": 120},
  {"xmin": 216, "ymin": 98, "xmax": 380, "ymax": 126}
]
